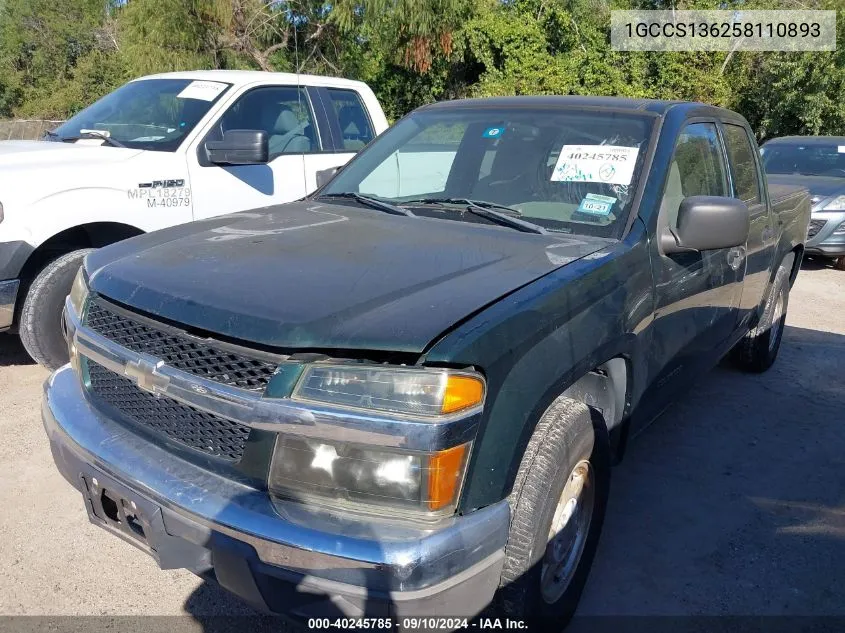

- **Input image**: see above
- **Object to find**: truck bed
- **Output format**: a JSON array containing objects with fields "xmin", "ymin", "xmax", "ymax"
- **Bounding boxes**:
[{"xmin": 768, "ymin": 183, "xmax": 811, "ymax": 246}]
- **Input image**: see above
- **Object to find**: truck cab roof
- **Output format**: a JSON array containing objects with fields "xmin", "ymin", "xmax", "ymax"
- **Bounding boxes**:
[
  {"xmin": 136, "ymin": 69, "xmax": 372, "ymax": 91},
  {"xmin": 418, "ymin": 95, "xmax": 745, "ymax": 121}
]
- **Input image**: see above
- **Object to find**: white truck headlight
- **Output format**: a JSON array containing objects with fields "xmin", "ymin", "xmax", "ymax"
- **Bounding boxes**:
[
  {"xmin": 292, "ymin": 364, "xmax": 484, "ymax": 417},
  {"xmin": 822, "ymin": 195, "xmax": 845, "ymax": 211},
  {"xmin": 68, "ymin": 266, "xmax": 90, "ymax": 317},
  {"xmin": 269, "ymin": 435, "xmax": 471, "ymax": 516}
]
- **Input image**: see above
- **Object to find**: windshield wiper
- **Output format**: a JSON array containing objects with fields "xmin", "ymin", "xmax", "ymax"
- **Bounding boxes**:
[
  {"xmin": 56, "ymin": 131, "xmax": 126, "ymax": 148},
  {"xmin": 317, "ymin": 192, "xmax": 414, "ymax": 217},
  {"xmin": 404, "ymin": 197, "xmax": 523, "ymax": 215},
  {"xmin": 403, "ymin": 197, "xmax": 547, "ymax": 235}
]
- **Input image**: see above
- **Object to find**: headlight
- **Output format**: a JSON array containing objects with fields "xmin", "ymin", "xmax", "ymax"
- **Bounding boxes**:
[
  {"xmin": 276, "ymin": 364, "xmax": 484, "ymax": 517},
  {"xmin": 269, "ymin": 435, "xmax": 471, "ymax": 517},
  {"xmin": 822, "ymin": 195, "xmax": 845, "ymax": 211},
  {"xmin": 834, "ymin": 221, "xmax": 845, "ymax": 235},
  {"xmin": 68, "ymin": 266, "xmax": 90, "ymax": 316},
  {"xmin": 292, "ymin": 364, "xmax": 484, "ymax": 417}
]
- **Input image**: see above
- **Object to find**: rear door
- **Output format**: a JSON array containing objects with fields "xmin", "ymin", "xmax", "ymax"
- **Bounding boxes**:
[
  {"xmin": 305, "ymin": 86, "xmax": 378, "ymax": 190},
  {"xmin": 720, "ymin": 121, "xmax": 775, "ymax": 325}
]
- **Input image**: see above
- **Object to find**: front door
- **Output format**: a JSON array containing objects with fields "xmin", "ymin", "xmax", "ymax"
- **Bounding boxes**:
[
  {"xmin": 188, "ymin": 85, "xmax": 319, "ymax": 219},
  {"xmin": 641, "ymin": 121, "xmax": 746, "ymax": 419}
]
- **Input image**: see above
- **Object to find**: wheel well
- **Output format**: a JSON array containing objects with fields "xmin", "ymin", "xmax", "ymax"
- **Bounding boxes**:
[
  {"xmin": 788, "ymin": 245, "xmax": 803, "ymax": 287},
  {"xmin": 562, "ymin": 358, "xmax": 628, "ymax": 433},
  {"xmin": 561, "ymin": 358, "xmax": 630, "ymax": 465},
  {"xmin": 18, "ymin": 223, "xmax": 144, "ymax": 283}
]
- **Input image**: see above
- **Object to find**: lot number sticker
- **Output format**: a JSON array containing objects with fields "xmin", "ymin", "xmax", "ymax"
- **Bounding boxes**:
[
  {"xmin": 552, "ymin": 145, "xmax": 640, "ymax": 185},
  {"xmin": 177, "ymin": 81, "xmax": 227, "ymax": 101}
]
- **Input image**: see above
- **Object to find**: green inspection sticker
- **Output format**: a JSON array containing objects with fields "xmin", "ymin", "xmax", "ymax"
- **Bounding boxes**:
[{"xmin": 576, "ymin": 193, "xmax": 617, "ymax": 216}]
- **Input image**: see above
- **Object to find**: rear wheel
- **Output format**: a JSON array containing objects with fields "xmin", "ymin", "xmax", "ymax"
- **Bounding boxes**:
[
  {"xmin": 731, "ymin": 258, "xmax": 791, "ymax": 373},
  {"xmin": 497, "ymin": 397, "xmax": 610, "ymax": 629},
  {"xmin": 18, "ymin": 249, "xmax": 93, "ymax": 370}
]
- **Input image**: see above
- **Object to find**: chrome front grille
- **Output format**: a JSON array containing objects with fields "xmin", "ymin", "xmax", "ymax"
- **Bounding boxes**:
[
  {"xmin": 807, "ymin": 218, "xmax": 827, "ymax": 239},
  {"xmin": 85, "ymin": 298, "xmax": 279, "ymax": 392},
  {"xmin": 86, "ymin": 360, "xmax": 251, "ymax": 461}
]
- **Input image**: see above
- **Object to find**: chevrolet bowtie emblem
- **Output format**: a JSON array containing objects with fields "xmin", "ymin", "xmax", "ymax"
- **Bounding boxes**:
[{"xmin": 124, "ymin": 358, "xmax": 170, "ymax": 395}]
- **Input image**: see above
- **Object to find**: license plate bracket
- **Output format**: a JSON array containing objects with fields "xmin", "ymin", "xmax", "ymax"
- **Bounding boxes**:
[{"xmin": 77, "ymin": 469, "xmax": 212, "ymax": 571}]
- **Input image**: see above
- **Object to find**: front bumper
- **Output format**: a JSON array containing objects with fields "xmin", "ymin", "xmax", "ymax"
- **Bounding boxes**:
[
  {"xmin": 0, "ymin": 278, "xmax": 19, "ymax": 331},
  {"xmin": 806, "ymin": 211, "xmax": 845, "ymax": 258},
  {"xmin": 42, "ymin": 365, "xmax": 509, "ymax": 620}
]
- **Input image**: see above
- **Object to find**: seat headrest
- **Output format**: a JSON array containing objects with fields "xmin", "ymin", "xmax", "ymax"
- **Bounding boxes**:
[
  {"xmin": 269, "ymin": 107, "xmax": 300, "ymax": 135},
  {"xmin": 338, "ymin": 105, "xmax": 366, "ymax": 136}
]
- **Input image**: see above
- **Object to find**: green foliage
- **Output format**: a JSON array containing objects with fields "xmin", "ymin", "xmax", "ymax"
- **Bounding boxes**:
[{"xmin": 0, "ymin": 0, "xmax": 844, "ymax": 142}]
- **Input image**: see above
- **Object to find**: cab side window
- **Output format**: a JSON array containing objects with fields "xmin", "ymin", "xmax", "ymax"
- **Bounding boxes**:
[
  {"xmin": 661, "ymin": 122, "xmax": 728, "ymax": 229},
  {"xmin": 214, "ymin": 86, "xmax": 317, "ymax": 159},
  {"xmin": 723, "ymin": 124, "xmax": 761, "ymax": 204},
  {"xmin": 326, "ymin": 88, "xmax": 374, "ymax": 151}
]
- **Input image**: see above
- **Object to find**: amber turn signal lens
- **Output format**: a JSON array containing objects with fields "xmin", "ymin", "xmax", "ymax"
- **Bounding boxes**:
[
  {"xmin": 427, "ymin": 443, "xmax": 469, "ymax": 511},
  {"xmin": 441, "ymin": 375, "xmax": 484, "ymax": 415}
]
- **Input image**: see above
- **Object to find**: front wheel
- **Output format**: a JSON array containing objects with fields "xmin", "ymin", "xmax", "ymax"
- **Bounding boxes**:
[
  {"xmin": 19, "ymin": 249, "xmax": 93, "ymax": 370},
  {"xmin": 497, "ymin": 397, "xmax": 610, "ymax": 629}
]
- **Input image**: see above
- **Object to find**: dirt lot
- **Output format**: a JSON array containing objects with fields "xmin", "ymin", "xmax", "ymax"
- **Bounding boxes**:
[{"xmin": 0, "ymin": 261, "xmax": 843, "ymax": 623}]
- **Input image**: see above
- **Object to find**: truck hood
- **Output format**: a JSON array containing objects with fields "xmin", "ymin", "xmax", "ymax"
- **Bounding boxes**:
[
  {"xmin": 765, "ymin": 174, "xmax": 845, "ymax": 210},
  {"xmin": 0, "ymin": 140, "xmax": 141, "ymax": 168},
  {"xmin": 86, "ymin": 201, "xmax": 611, "ymax": 353}
]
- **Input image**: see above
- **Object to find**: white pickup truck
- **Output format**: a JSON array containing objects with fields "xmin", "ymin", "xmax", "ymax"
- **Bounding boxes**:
[{"xmin": 0, "ymin": 70, "xmax": 388, "ymax": 368}]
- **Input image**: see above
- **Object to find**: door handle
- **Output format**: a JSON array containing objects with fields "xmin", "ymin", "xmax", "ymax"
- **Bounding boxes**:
[{"xmin": 727, "ymin": 247, "xmax": 746, "ymax": 271}]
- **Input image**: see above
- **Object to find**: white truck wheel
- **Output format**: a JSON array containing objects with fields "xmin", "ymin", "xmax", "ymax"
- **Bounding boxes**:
[{"xmin": 19, "ymin": 249, "xmax": 93, "ymax": 370}]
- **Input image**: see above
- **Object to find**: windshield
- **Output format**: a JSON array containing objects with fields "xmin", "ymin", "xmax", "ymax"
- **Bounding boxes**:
[
  {"xmin": 51, "ymin": 78, "xmax": 231, "ymax": 152},
  {"xmin": 761, "ymin": 142, "xmax": 845, "ymax": 178},
  {"xmin": 321, "ymin": 107, "xmax": 654, "ymax": 237}
]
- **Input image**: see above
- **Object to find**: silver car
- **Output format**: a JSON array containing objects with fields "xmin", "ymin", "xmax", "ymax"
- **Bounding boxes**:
[{"xmin": 762, "ymin": 136, "xmax": 845, "ymax": 270}]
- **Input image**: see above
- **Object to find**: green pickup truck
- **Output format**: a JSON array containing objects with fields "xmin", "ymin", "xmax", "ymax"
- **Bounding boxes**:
[{"xmin": 43, "ymin": 96, "xmax": 809, "ymax": 630}]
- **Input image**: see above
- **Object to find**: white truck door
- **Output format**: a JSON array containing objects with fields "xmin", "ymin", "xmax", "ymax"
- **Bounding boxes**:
[
  {"xmin": 301, "ymin": 86, "xmax": 379, "ymax": 191},
  {"xmin": 187, "ymin": 85, "xmax": 320, "ymax": 219}
]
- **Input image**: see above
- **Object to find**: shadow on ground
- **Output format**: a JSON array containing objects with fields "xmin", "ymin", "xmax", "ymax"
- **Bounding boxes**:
[
  {"xmin": 175, "ymin": 325, "xmax": 845, "ymax": 626},
  {"xmin": 0, "ymin": 332, "xmax": 35, "ymax": 367}
]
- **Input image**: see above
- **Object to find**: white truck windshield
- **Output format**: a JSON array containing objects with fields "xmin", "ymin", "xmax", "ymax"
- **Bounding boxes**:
[{"xmin": 51, "ymin": 78, "xmax": 231, "ymax": 152}]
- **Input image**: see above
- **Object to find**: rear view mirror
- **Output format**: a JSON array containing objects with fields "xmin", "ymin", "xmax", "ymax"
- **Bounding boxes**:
[
  {"xmin": 662, "ymin": 196, "xmax": 750, "ymax": 254},
  {"xmin": 316, "ymin": 167, "xmax": 340, "ymax": 188},
  {"xmin": 206, "ymin": 130, "xmax": 269, "ymax": 165}
]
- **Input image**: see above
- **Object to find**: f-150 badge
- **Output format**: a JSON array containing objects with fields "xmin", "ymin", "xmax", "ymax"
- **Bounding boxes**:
[{"xmin": 127, "ymin": 178, "xmax": 191, "ymax": 209}]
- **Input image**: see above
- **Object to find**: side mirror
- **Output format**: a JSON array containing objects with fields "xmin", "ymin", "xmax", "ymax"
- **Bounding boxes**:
[
  {"xmin": 316, "ymin": 166, "xmax": 340, "ymax": 189},
  {"xmin": 206, "ymin": 130, "xmax": 269, "ymax": 165},
  {"xmin": 661, "ymin": 196, "xmax": 750, "ymax": 254}
]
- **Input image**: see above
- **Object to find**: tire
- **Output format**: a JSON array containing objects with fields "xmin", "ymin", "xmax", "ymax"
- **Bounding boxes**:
[
  {"xmin": 834, "ymin": 257, "xmax": 845, "ymax": 271},
  {"xmin": 497, "ymin": 397, "xmax": 610, "ymax": 629},
  {"xmin": 731, "ymin": 258, "xmax": 791, "ymax": 373},
  {"xmin": 18, "ymin": 249, "xmax": 93, "ymax": 370}
]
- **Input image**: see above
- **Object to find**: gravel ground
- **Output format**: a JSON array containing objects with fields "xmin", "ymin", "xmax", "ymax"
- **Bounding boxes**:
[{"xmin": 0, "ymin": 260, "xmax": 843, "ymax": 624}]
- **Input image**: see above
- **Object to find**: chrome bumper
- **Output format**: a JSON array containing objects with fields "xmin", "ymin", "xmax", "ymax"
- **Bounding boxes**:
[
  {"xmin": 42, "ymin": 366, "xmax": 508, "ymax": 617},
  {"xmin": 0, "ymin": 278, "xmax": 19, "ymax": 331}
]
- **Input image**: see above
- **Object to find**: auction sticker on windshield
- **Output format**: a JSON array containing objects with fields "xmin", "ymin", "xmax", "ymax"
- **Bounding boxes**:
[
  {"xmin": 177, "ymin": 81, "xmax": 227, "ymax": 101},
  {"xmin": 577, "ymin": 193, "xmax": 617, "ymax": 216},
  {"xmin": 551, "ymin": 145, "xmax": 639, "ymax": 185}
]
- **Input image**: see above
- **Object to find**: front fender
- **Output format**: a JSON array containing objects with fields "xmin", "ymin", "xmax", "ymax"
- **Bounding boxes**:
[{"xmin": 425, "ymin": 227, "xmax": 654, "ymax": 512}]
